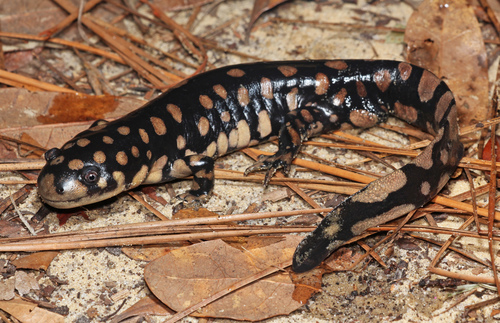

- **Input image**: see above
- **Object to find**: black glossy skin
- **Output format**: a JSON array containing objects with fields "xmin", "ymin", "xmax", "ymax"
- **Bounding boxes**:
[{"xmin": 37, "ymin": 60, "xmax": 463, "ymax": 273}]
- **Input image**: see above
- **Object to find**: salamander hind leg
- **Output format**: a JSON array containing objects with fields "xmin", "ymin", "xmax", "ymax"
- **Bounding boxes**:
[
  {"xmin": 244, "ymin": 104, "xmax": 336, "ymax": 186},
  {"xmin": 171, "ymin": 155, "xmax": 215, "ymax": 205}
]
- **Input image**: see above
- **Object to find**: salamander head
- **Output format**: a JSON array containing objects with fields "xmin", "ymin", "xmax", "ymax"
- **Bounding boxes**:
[
  {"xmin": 38, "ymin": 119, "xmax": 154, "ymax": 209},
  {"xmin": 37, "ymin": 144, "xmax": 130, "ymax": 209}
]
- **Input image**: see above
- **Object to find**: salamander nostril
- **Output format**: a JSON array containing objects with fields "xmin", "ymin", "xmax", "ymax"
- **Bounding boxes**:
[{"xmin": 56, "ymin": 187, "xmax": 64, "ymax": 194}]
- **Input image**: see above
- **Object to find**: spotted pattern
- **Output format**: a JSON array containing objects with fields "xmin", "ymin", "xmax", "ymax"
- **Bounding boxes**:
[
  {"xmin": 237, "ymin": 120, "xmax": 251, "ymax": 148},
  {"xmin": 103, "ymin": 136, "xmax": 114, "ymax": 144},
  {"xmin": 278, "ymin": 65, "xmax": 298, "ymax": 77},
  {"xmin": 332, "ymin": 88, "xmax": 347, "ymax": 106},
  {"xmin": 260, "ymin": 77, "xmax": 273, "ymax": 99},
  {"xmin": 220, "ymin": 111, "xmax": 231, "ymax": 122},
  {"xmin": 435, "ymin": 91, "xmax": 454, "ymax": 123},
  {"xmin": 37, "ymin": 60, "xmax": 463, "ymax": 276},
  {"xmin": 325, "ymin": 60, "xmax": 347, "ymax": 70},
  {"xmin": 217, "ymin": 132, "xmax": 228, "ymax": 156},
  {"xmin": 257, "ymin": 110, "xmax": 272, "ymax": 138},
  {"xmin": 93, "ymin": 151, "xmax": 106, "ymax": 164},
  {"xmin": 356, "ymin": 81, "xmax": 367, "ymax": 98},
  {"xmin": 89, "ymin": 123, "xmax": 107, "ymax": 132},
  {"xmin": 131, "ymin": 146, "xmax": 140, "ymax": 158},
  {"xmin": 213, "ymin": 84, "xmax": 228, "ymax": 99},
  {"xmin": 68, "ymin": 159, "xmax": 84, "ymax": 170},
  {"xmin": 198, "ymin": 117, "xmax": 210, "ymax": 136},
  {"xmin": 177, "ymin": 135, "xmax": 186, "ymax": 150},
  {"xmin": 77, "ymin": 139, "xmax": 90, "ymax": 147},
  {"xmin": 63, "ymin": 142, "xmax": 75, "ymax": 150},
  {"xmin": 227, "ymin": 68, "xmax": 245, "ymax": 77},
  {"xmin": 349, "ymin": 109, "xmax": 379, "ymax": 128},
  {"xmin": 352, "ymin": 170, "xmax": 407, "ymax": 204},
  {"xmin": 238, "ymin": 86, "xmax": 250, "ymax": 107},
  {"xmin": 116, "ymin": 151, "xmax": 128, "ymax": 166},
  {"xmin": 170, "ymin": 159, "xmax": 192, "ymax": 178},
  {"xmin": 117, "ymin": 126, "xmax": 130, "ymax": 135},
  {"xmin": 228, "ymin": 129, "xmax": 238, "ymax": 148},
  {"xmin": 147, "ymin": 155, "xmax": 168, "ymax": 183},
  {"xmin": 418, "ymin": 70, "xmax": 441, "ymax": 102},
  {"xmin": 205, "ymin": 141, "xmax": 217, "ymax": 157},
  {"xmin": 139, "ymin": 128, "xmax": 149, "ymax": 144},
  {"xmin": 286, "ymin": 88, "xmax": 298, "ymax": 110},
  {"xmin": 373, "ymin": 69, "xmax": 392, "ymax": 92},
  {"xmin": 315, "ymin": 73, "xmax": 329, "ymax": 95},
  {"xmin": 167, "ymin": 104, "xmax": 182, "ymax": 123},
  {"xmin": 394, "ymin": 102, "xmax": 418, "ymax": 123},
  {"xmin": 130, "ymin": 165, "xmax": 148, "ymax": 188},
  {"xmin": 199, "ymin": 95, "xmax": 213, "ymax": 109},
  {"xmin": 150, "ymin": 117, "xmax": 167, "ymax": 135},
  {"xmin": 420, "ymin": 181, "xmax": 431, "ymax": 196},
  {"xmin": 398, "ymin": 62, "xmax": 412, "ymax": 81},
  {"xmin": 440, "ymin": 148, "xmax": 449, "ymax": 165}
]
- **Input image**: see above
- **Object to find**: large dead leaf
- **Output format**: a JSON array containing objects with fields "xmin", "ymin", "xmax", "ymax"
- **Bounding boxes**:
[
  {"xmin": 0, "ymin": 88, "xmax": 144, "ymax": 149},
  {"xmin": 145, "ymin": 236, "xmax": 304, "ymax": 321},
  {"xmin": 0, "ymin": 88, "xmax": 144, "ymax": 128},
  {"xmin": 11, "ymin": 251, "xmax": 59, "ymax": 271},
  {"xmin": 0, "ymin": 297, "xmax": 64, "ymax": 323},
  {"xmin": 404, "ymin": 0, "xmax": 489, "ymax": 126}
]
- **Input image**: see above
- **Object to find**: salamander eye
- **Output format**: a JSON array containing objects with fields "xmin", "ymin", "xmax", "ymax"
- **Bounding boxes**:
[{"xmin": 81, "ymin": 166, "xmax": 100, "ymax": 185}]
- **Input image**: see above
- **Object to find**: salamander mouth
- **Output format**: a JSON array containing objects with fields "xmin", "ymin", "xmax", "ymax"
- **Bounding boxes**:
[
  {"xmin": 40, "ymin": 194, "xmax": 97, "ymax": 209},
  {"xmin": 39, "ymin": 190, "xmax": 121, "ymax": 209}
]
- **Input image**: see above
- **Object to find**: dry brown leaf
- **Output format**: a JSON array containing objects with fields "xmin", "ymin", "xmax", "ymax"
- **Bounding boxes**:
[
  {"xmin": 262, "ymin": 187, "xmax": 293, "ymax": 202},
  {"xmin": 141, "ymin": 186, "xmax": 169, "ymax": 205},
  {"xmin": 290, "ymin": 268, "xmax": 324, "ymax": 304},
  {"xmin": 0, "ymin": 278, "xmax": 15, "ymax": 301},
  {"xmin": 404, "ymin": 0, "xmax": 489, "ymax": 126},
  {"xmin": 122, "ymin": 243, "xmax": 189, "ymax": 262},
  {"xmin": 11, "ymin": 251, "xmax": 59, "ymax": 271},
  {"xmin": 0, "ymin": 88, "xmax": 143, "ymax": 127},
  {"xmin": 172, "ymin": 207, "xmax": 219, "ymax": 220},
  {"xmin": 14, "ymin": 271, "xmax": 39, "ymax": 296},
  {"xmin": 0, "ymin": 89, "xmax": 144, "ymax": 149},
  {"xmin": 0, "ymin": 220, "xmax": 25, "ymax": 238},
  {"xmin": 324, "ymin": 247, "xmax": 363, "ymax": 272},
  {"xmin": 110, "ymin": 295, "xmax": 173, "ymax": 323},
  {"xmin": 144, "ymin": 236, "xmax": 304, "ymax": 321},
  {"xmin": 19, "ymin": 133, "xmax": 45, "ymax": 158},
  {"xmin": 0, "ymin": 297, "xmax": 65, "ymax": 323}
]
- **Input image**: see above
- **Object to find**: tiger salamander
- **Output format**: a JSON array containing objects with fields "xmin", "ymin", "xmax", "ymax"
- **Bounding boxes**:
[{"xmin": 37, "ymin": 60, "xmax": 463, "ymax": 272}]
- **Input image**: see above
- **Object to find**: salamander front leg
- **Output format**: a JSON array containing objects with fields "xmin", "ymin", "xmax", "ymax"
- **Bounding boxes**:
[
  {"xmin": 244, "ymin": 105, "xmax": 335, "ymax": 185},
  {"xmin": 172, "ymin": 155, "xmax": 215, "ymax": 204}
]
